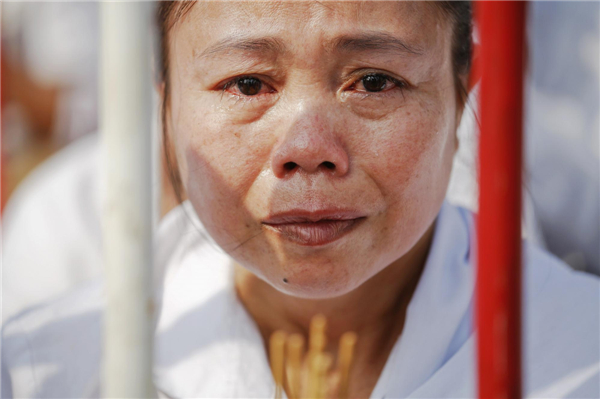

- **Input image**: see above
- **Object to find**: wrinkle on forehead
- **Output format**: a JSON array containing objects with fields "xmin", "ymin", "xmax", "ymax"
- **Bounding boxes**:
[
  {"xmin": 168, "ymin": 1, "xmax": 454, "ymax": 93},
  {"xmin": 178, "ymin": 1, "xmax": 448, "ymax": 53}
]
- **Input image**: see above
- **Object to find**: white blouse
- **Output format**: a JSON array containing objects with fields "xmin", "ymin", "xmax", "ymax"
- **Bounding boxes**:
[{"xmin": 2, "ymin": 201, "xmax": 599, "ymax": 398}]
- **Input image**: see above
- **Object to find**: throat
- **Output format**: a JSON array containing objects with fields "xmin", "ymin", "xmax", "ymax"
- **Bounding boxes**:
[{"xmin": 233, "ymin": 221, "xmax": 434, "ymax": 398}]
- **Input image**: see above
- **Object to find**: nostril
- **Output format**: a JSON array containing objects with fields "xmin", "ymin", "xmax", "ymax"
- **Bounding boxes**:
[
  {"xmin": 283, "ymin": 162, "xmax": 297, "ymax": 171},
  {"xmin": 322, "ymin": 161, "xmax": 335, "ymax": 170}
]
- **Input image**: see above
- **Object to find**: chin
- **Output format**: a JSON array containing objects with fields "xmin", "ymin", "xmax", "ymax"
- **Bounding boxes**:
[
  {"xmin": 277, "ymin": 281, "xmax": 357, "ymax": 300},
  {"xmin": 267, "ymin": 259, "xmax": 365, "ymax": 299}
]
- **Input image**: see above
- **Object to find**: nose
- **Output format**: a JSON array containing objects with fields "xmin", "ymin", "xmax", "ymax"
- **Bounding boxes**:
[{"xmin": 271, "ymin": 111, "xmax": 349, "ymax": 178}]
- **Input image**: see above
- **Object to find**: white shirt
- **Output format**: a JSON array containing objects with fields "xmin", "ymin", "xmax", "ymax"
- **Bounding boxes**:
[
  {"xmin": 1, "ymin": 134, "xmax": 102, "ymax": 323},
  {"xmin": 2, "ymin": 201, "xmax": 599, "ymax": 398}
]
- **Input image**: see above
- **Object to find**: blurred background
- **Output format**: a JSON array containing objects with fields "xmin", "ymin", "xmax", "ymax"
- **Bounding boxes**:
[
  {"xmin": 1, "ymin": 1, "xmax": 598, "ymax": 322},
  {"xmin": 2, "ymin": 2, "xmax": 98, "ymax": 205}
]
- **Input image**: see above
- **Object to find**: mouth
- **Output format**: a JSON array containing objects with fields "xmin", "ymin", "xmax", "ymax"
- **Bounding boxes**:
[{"xmin": 262, "ymin": 210, "xmax": 366, "ymax": 246}]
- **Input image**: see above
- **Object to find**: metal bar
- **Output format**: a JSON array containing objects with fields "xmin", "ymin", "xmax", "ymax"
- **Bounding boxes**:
[
  {"xmin": 1, "ymin": 2, "xmax": 5, "ymax": 214},
  {"xmin": 101, "ymin": 3, "xmax": 154, "ymax": 397},
  {"xmin": 476, "ymin": 2, "xmax": 526, "ymax": 398}
]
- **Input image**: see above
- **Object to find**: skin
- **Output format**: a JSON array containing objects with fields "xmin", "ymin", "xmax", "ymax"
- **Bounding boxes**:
[{"xmin": 165, "ymin": 2, "xmax": 464, "ymax": 396}]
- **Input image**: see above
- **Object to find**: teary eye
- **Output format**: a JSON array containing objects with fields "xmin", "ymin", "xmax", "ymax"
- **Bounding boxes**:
[
  {"xmin": 361, "ymin": 74, "xmax": 388, "ymax": 92},
  {"xmin": 236, "ymin": 77, "xmax": 262, "ymax": 96},
  {"xmin": 221, "ymin": 75, "xmax": 273, "ymax": 97},
  {"xmin": 350, "ymin": 73, "xmax": 405, "ymax": 94}
]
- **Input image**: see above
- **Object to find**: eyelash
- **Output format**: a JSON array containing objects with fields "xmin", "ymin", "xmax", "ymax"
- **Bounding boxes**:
[{"xmin": 219, "ymin": 72, "xmax": 408, "ymax": 98}]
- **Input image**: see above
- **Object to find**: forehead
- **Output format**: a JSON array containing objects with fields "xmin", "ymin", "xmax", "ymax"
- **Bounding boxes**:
[{"xmin": 171, "ymin": 1, "xmax": 450, "ymax": 57}]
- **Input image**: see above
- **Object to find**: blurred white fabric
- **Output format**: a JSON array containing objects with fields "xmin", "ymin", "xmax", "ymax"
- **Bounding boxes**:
[{"xmin": 1, "ymin": 134, "xmax": 102, "ymax": 323}]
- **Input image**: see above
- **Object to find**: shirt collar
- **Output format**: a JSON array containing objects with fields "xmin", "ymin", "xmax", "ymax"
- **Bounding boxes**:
[
  {"xmin": 372, "ymin": 202, "xmax": 475, "ymax": 397},
  {"xmin": 153, "ymin": 201, "xmax": 274, "ymax": 398}
]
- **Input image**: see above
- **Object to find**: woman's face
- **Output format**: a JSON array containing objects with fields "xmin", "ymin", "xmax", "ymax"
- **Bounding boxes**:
[{"xmin": 167, "ymin": 1, "xmax": 461, "ymax": 298}]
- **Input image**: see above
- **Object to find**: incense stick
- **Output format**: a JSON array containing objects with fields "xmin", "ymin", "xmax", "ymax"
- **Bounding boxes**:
[
  {"xmin": 307, "ymin": 351, "xmax": 332, "ymax": 399},
  {"xmin": 272, "ymin": 315, "xmax": 358, "ymax": 399},
  {"xmin": 270, "ymin": 330, "xmax": 287, "ymax": 399},
  {"xmin": 287, "ymin": 333, "xmax": 304, "ymax": 399},
  {"xmin": 307, "ymin": 314, "xmax": 327, "ymax": 399},
  {"xmin": 309, "ymin": 314, "xmax": 327, "ymax": 354},
  {"xmin": 337, "ymin": 332, "xmax": 358, "ymax": 399},
  {"xmin": 318, "ymin": 353, "xmax": 333, "ymax": 399}
]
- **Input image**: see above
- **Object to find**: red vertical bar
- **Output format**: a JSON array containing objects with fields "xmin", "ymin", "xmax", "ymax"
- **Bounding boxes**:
[{"xmin": 477, "ymin": 2, "xmax": 526, "ymax": 399}]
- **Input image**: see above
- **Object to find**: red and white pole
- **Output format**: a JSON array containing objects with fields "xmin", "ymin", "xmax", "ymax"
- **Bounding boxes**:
[{"xmin": 476, "ymin": 2, "xmax": 526, "ymax": 398}]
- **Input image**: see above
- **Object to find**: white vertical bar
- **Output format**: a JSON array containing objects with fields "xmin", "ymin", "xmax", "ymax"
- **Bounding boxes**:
[{"xmin": 101, "ymin": 2, "xmax": 154, "ymax": 398}]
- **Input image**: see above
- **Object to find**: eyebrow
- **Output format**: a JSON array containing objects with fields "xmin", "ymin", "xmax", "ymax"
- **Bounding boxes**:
[
  {"xmin": 195, "ymin": 32, "xmax": 423, "ymax": 61},
  {"xmin": 332, "ymin": 32, "xmax": 424, "ymax": 56},
  {"xmin": 195, "ymin": 36, "xmax": 287, "ymax": 60}
]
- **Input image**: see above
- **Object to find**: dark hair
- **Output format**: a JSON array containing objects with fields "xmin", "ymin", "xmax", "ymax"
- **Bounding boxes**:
[
  {"xmin": 157, "ymin": 1, "xmax": 196, "ymax": 203},
  {"xmin": 437, "ymin": 1, "xmax": 473, "ymax": 103},
  {"xmin": 157, "ymin": 1, "xmax": 473, "ymax": 203}
]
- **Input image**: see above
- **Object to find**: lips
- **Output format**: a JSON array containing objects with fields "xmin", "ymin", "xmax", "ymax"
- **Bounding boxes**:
[{"xmin": 262, "ymin": 210, "xmax": 366, "ymax": 246}]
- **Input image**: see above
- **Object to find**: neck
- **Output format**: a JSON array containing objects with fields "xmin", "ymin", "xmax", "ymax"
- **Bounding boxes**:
[{"xmin": 234, "ymin": 221, "xmax": 435, "ymax": 358}]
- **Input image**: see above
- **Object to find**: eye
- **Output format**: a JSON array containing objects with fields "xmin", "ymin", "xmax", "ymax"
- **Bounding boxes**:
[
  {"xmin": 223, "ymin": 76, "xmax": 273, "ymax": 97},
  {"xmin": 351, "ymin": 73, "xmax": 404, "ymax": 93},
  {"xmin": 236, "ymin": 76, "xmax": 262, "ymax": 95}
]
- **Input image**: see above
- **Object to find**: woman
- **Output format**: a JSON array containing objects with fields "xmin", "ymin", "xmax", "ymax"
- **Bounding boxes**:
[{"xmin": 2, "ymin": 2, "xmax": 599, "ymax": 398}]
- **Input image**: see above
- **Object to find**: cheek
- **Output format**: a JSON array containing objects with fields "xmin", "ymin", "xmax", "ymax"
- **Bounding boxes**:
[
  {"xmin": 359, "ymin": 101, "xmax": 455, "ymax": 197},
  {"xmin": 172, "ymin": 97, "xmax": 273, "ymax": 250},
  {"xmin": 355, "ymin": 98, "xmax": 456, "ymax": 246}
]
